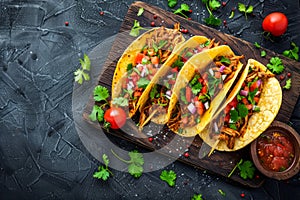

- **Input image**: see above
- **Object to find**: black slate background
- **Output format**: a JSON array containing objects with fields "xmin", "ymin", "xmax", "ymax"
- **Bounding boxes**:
[{"xmin": 0, "ymin": 0, "xmax": 300, "ymax": 199}]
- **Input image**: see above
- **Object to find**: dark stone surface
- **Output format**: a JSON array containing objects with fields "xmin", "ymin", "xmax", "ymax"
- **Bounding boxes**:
[{"xmin": 0, "ymin": 0, "xmax": 299, "ymax": 199}]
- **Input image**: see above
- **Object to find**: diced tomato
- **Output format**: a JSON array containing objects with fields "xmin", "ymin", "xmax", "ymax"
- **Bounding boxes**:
[
  {"xmin": 246, "ymin": 104, "xmax": 253, "ymax": 110},
  {"xmin": 250, "ymin": 81, "xmax": 259, "ymax": 92},
  {"xmin": 198, "ymin": 77, "xmax": 204, "ymax": 84},
  {"xmin": 195, "ymin": 100, "xmax": 205, "ymax": 115},
  {"xmin": 147, "ymin": 75, "xmax": 154, "ymax": 80},
  {"xmin": 186, "ymin": 87, "xmax": 192, "ymax": 102},
  {"xmin": 229, "ymin": 97, "xmax": 238, "ymax": 108},
  {"xmin": 122, "ymin": 79, "xmax": 128, "ymax": 89},
  {"xmin": 171, "ymin": 67, "xmax": 178, "ymax": 73},
  {"xmin": 151, "ymin": 56, "xmax": 160, "ymax": 65},
  {"xmin": 135, "ymin": 53, "xmax": 145, "ymax": 64},
  {"xmin": 242, "ymin": 97, "xmax": 249, "ymax": 105},
  {"xmin": 215, "ymin": 71, "xmax": 221, "ymax": 79},
  {"xmin": 218, "ymin": 83, "xmax": 223, "ymax": 89},
  {"xmin": 138, "ymin": 65, "xmax": 143, "ymax": 72},
  {"xmin": 242, "ymin": 82, "xmax": 246, "ymax": 87},
  {"xmin": 132, "ymin": 76, "xmax": 139, "ymax": 85},
  {"xmin": 202, "ymin": 73, "xmax": 208, "ymax": 81},
  {"xmin": 224, "ymin": 104, "xmax": 231, "ymax": 114},
  {"xmin": 243, "ymin": 86, "xmax": 249, "ymax": 92},
  {"xmin": 151, "ymin": 68, "xmax": 157, "ymax": 75},
  {"xmin": 193, "ymin": 96, "xmax": 198, "ymax": 102},
  {"xmin": 182, "ymin": 57, "xmax": 188, "ymax": 62},
  {"xmin": 254, "ymin": 97, "xmax": 260, "ymax": 104},
  {"xmin": 168, "ymin": 79, "xmax": 176, "ymax": 85},
  {"xmin": 224, "ymin": 114, "xmax": 230, "ymax": 123},
  {"xmin": 134, "ymin": 91, "xmax": 142, "ymax": 97},
  {"xmin": 201, "ymin": 85, "xmax": 208, "ymax": 94},
  {"xmin": 271, "ymin": 157, "xmax": 289, "ymax": 171},
  {"xmin": 182, "ymin": 116, "xmax": 188, "ymax": 124}
]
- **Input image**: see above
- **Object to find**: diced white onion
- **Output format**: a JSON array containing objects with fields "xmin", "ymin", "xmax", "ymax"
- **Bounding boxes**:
[
  {"xmin": 136, "ymin": 64, "xmax": 144, "ymax": 68},
  {"xmin": 214, "ymin": 122, "xmax": 219, "ymax": 133},
  {"xmin": 154, "ymin": 64, "xmax": 159, "ymax": 68},
  {"xmin": 255, "ymin": 91, "xmax": 261, "ymax": 96},
  {"xmin": 204, "ymin": 101, "xmax": 209, "ymax": 110},
  {"xmin": 229, "ymin": 118, "xmax": 235, "ymax": 123},
  {"xmin": 208, "ymin": 68, "xmax": 214, "ymax": 76},
  {"xmin": 167, "ymin": 74, "xmax": 173, "ymax": 79},
  {"xmin": 166, "ymin": 90, "xmax": 172, "ymax": 96},
  {"xmin": 127, "ymin": 81, "xmax": 134, "ymax": 90},
  {"xmin": 187, "ymin": 103, "xmax": 196, "ymax": 114},
  {"xmin": 222, "ymin": 74, "xmax": 227, "ymax": 80}
]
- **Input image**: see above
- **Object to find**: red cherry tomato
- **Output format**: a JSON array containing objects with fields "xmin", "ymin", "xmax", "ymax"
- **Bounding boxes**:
[
  {"xmin": 262, "ymin": 12, "xmax": 288, "ymax": 36},
  {"xmin": 104, "ymin": 107, "xmax": 126, "ymax": 129}
]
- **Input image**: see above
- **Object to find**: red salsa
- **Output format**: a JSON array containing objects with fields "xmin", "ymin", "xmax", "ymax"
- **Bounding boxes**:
[{"xmin": 257, "ymin": 132, "xmax": 295, "ymax": 172}]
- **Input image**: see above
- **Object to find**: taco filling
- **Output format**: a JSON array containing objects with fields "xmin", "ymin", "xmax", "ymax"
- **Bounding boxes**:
[
  {"xmin": 138, "ymin": 39, "xmax": 219, "ymax": 127},
  {"xmin": 115, "ymin": 28, "xmax": 184, "ymax": 117},
  {"xmin": 168, "ymin": 54, "xmax": 243, "ymax": 134},
  {"xmin": 210, "ymin": 64, "xmax": 275, "ymax": 149}
]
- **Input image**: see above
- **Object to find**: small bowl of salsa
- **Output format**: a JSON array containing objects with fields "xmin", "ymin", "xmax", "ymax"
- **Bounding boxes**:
[{"xmin": 251, "ymin": 121, "xmax": 300, "ymax": 180}]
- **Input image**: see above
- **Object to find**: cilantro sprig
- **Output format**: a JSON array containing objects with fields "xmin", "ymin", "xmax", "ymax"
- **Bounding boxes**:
[
  {"xmin": 283, "ymin": 42, "xmax": 299, "ymax": 61},
  {"xmin": 130, "ymin": 20, "xmax": 148, "ymax": 37},
  {"xmin": 137, "ymin": 7, "xmax": 144, "ymax": 16},
  {"xmin": 111, "ymin": 149, "xmax": 144, "ymax": 178},
  {"xmin": 202, "ymin": 0, "xmax": 221, "ymax": 26},
  {"xmin": 230, "ymin": 103, "xmax": 248, "ymax": 123},
  {"xmin": 191, "ymin": 194, "xmax": 203, "ymax": 200},
  {"xmin": 173, "ymin": 3, "xmax": 190, "ymax": 18},
  {"xmin": 168, "ymin": 0, "xmax": 177, "ymax": 8},
  {"xmin": 228, "ymin": 159, "xmax": 255, "ymax": 179},
  {"xmin": 238, "ymin": 3, "xmax": 253, "ymax": 20},
  {"xmin": 267, "ymin": 57, "xmax": 285, "ymax": 74},
  {"xmin": 74, "ymin": 54, "xmax": 91, "ymax": 84},
  {"xmin": 160, "ymin": 170, "xmax": 177, "ymax": 187},
  {"xmin": 93, "ymin": 154, "xmax": 113, "ymax": 181},
  {"xmin": 283, "ymin": 78, "xmax": 291, "ymax": 90}
]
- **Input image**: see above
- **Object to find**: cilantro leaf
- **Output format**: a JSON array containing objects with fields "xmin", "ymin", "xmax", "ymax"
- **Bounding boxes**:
[
  {"xmin": 130, "ymin": 20, "xmax": 147, "ymax": 37},
  {"xmin": 137, "ymin": 78, "xmax": 150, "ymax": 89},
  {"xmin": 283, "ymin": 42, "xmax": 299, "ymax": 61},
  {"xmin": 160, "ymin": 170, "xmax": 177, "ymax": 187},
  {"xmin": 89, "ymin": 105, "xmax": 104, "ymax": 122},
  {"xmin": 192, "ymin": 83, "xmax": 202, "ymax": 95},
  {"xmin": 93, "ymin": 154, "xmax": 112, "ymax": 181},
  {"xmin": 180, "ymin": 88, "xmax": 188, "ymax": 104},
  {"xmin": 191, "ymin": 194, "xmax": 203, "ymax": 200},
  {"xmin": 230, "ymin": 109, "xmax": 239, "ymax": 123},
  {"xmin": 80, "ymin": 54, "xmax": 91, "ymax": 71},
  {"xmin": 248, "ymin": 88, "xmax": 258, "ymax": 105},
  {"xmin": 229, "ymin": 10, "xmax": 235, "ymax": 19},
  {"xmin": 150, "ymin": 85, "xmax": 158, "ymax": 99},
  {"xmin": 254, "ymin": 42, "xmax": 261, "ymax": 48},
  {"xmin": 229, "ymin": 123, "xmax": 237, "ymax": 130},
  {"xmin": 74, "ymin": 69, "xmax": 89, "ymax": 84},
  {"xmin": 267, "ymin": 57, "xmax": 285, "ymax": 74},
  {"xmin": 283, "ymin": 78, "xmax": 292, "ymax": 90},
  {"xmin": 93, "ymin": 166, "xmax": 110, "ymax": 181},
  {"xmin": 168, "ymin": 0, "xmax": 177, "ymax": 8},
  {"xmin": 238, "ymin": 160, "xmax": 255, "ymax": 179},
  {"xmin": 111, "ymin": 149, "xmax": 144, "ymax": 178},
  {"xmin": 261, "ymin": 50, "xmax": 266, "ymax": 57},
  {"xmin": 137, "ymin": 7, "xmax": 144, "ymax": 16},
  {"xmin": 112, "ymin": 97, "xmax": 129, "ymax": 106},
  {"xmin": 209, "ymin": 0, "xmax": 221, "ymax": 11},
  {"xmin": 238, "ymin": 3, "xmax": 253, "ymax": 19},
  {"xmin": 237, "ymin": 103, "xmax": 248, "ymax": 118},
  {"xmin": 220, "ymin": 56, "xmax": 231, "ymax": 65},
  {"xmin": 204, "ymin": 14, "xmax": 221, "ymax": 26},
  {"xmin": 218, "ymin": 189, "xmax": 226, "ymax": 196},
  {"xmin": 173, "ymin": 4, "xmax": 190, "ymax": 18},
  {"xmin": 94, "ymin": 85, "xmax": 109, "ymax": 102}
]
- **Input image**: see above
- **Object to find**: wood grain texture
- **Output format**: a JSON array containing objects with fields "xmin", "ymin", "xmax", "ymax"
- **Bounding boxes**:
[{"xmin": 83, "ymin": 2, "xmax": 300, "ymax": 188}]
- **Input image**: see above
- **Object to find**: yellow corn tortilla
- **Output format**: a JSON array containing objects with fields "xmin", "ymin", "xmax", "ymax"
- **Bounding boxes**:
[
  {"xmin": 137, "ymin": 36, "xmax": 213, "ymax": 125},
  {"xmin": 167, "ymin": 45, "xmax": 244, "ymax": 136},
  {"xmin": 199, "ymin": 59, "xmax": 282, "ymax": 151},
  {"xmin": 111, "ymin": 27, "xmax": 185, "ymax": 117}
]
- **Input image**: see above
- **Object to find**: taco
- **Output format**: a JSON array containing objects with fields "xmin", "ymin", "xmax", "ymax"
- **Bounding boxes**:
[
  {"xmin": 111, "ymin": 27, "xmax": 185, "ymax": 117},
  {"xmin": 199, "ymin": 59, "xmax": 282, "ymax": 151},
  {"xmin": 137, "ymin": 36, "xmax": 220, "ymax": 128},
  {"xmin": 167, "ymin": 45, "xmax": 244, "ymax": 137}
]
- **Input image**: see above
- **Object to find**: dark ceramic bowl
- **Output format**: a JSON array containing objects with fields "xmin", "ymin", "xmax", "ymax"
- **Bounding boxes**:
[{"xmin": 251, "ymin": 121, "xmax": 300, "ymax": 180}]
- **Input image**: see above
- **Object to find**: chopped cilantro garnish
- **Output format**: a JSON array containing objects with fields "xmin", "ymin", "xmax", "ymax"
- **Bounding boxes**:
[
  {"xmin": 130, "ymin": 20, "xmax": 147, "ymax": 37},
  {"xmin": 220, "ymin": 56, "xmax": 231, "ymax": 65},
  {"xmin": 173, "ymin": 3, "xmax": 190, "ymax": 18},
  {"xmin": 248, "ymin": 88, "xmax": 258, "ymax": 105},
  {"xmin": 180, "ymin": 88, "xmax": 188, "ymax": 104},
  {"xmin": 254, "ymin": 42, "xmax": 261, "ymax": 48},
  {"xmin": 137, "ymin": 78, "xmax": 150, "ymax": 89},
  {"xmin": 160, "ymin": 170, "xmax": 177, "ymax": 187},
  {"xmin": 93, "ymin": 154, "xmax": 113, "ymax": 181},
  {"xmin": 267, "ymin": 57, "xmax": 285, "ymax": 74},
  {"xmin": 137, "ymin": 7, "xmax": 144, "ymax": 16},
  {"xmin": 168, "ymin": 0, "xmax": 177, "ymax": 8},
  {"xmin": 283, "ymin": 42, "xmax": 299, "ymax": 61},
  {"xmin": 202, "ymin": 0, "xmax": 222, "ymax": 26},
  {"xmin": 238, "ymin": 3, "xmax": 253, "ymax": 20},
  {"xmin": 74, "ymin": 54, "xmax": 91, "ymax": 84},
  {"xmin": 283, "ymin": 78, "xmax": 292, "ymax": 90},
  {"xmin": 261, "ymin": 50, "xmax": 266, "ymax": 57},
  {"xmin": 112, "ymin": 97, "xmax": 129, "ymax": 107},
  {"xmin": 127, "ymin": 63, "xmax": 133, "ymax": 71}
]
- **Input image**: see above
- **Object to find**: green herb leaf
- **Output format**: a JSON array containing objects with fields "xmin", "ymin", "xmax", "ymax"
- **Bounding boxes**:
[
  {"xmin": 89, "ymin": 105, "xmax": 104, "ymax": 122},
  {"xmin": 237, "ymin": 103, "xmax": 248, "ymax": 118},
  {"xmin": 282, "ymin": 42, "xmax": 299, "ymax": 61},
  {"xmin": 173, "ymin": 3, "xmax": 190, "ymax": 18},
  {"xmin": 238, "ymin": 160, "xmax": 255, "ymax": 179},
  {"xmin": 128, "ymin": 163, "xmax": 143, "ymax": 178},
  {"xmin": 192, "ymin": 83, "xmax": 202, "ymax": 95},
  {"xmin": 180, "ymin": 3, "xmax": 190, "ymax": 11},
  {"xmin": 94, "ymin": 85, "xmax": 109, "ymax": 102},
  {"xmin": 168, "ymin": 0, "xmax": 177, "ymax": 8},
  {"xmin": 93, "ymin": 166, "xmax": 110, "ymax": 181},
  {"xmin": 80, "ymin": 54, "xmax": 91, "ymax": 71},
  {"xmin": 103, "ymin": 154, "xmax": 109, "ymax": 166},
  {"xmin": 150, "ymin": 85, "xmax": 158, "ymax": 99},
  {"xmin": 137, "ymin": 7, "xmax": 144, "ymax": 16},
  {"xmin": 74, "ymin": 69, "xmax": 90, "ymax": 84},
  {"xmin": 127, "ymin": 63, "xmax": 133, "ymax": 72},
  {"xmin": 160, "ymin": 170, "xmax": 177, "ymax": 187},
  {"xmin": 112, "ymin": 97, "xmax": 129, "ymax": 107},
  {"xmin": 218, "ymin": 189, "xmax": 226, "ymax": 196},
  {"xmin": 230, "ymin": 109, "xmax": 239, "ymax": 123},
  {"xmin": 209, "ymin": 0, "xmax": 221, "ymax": 11},
  {"xmin": 248, "ymin": 88, "xmax": 258, "ymax": 105},
  {"xmin": 204, "ymin": 14, "xmax": 221, "ymax": 26},
  {"xmin": 238, "ymin": 3, "xmax": 246, "ymax": 12},
  {"xmin": 283, "ymin": 78, "xmax": 292, "ymax": 90},
  {"xmin": 267, "ymin": 57, "xmax": 285, "ymax": 74},
  {"xmin": 137, "ymin": 78, "xmax": 150, "ymax": 89},
  {"xmin": 261, "ymin": 50, "xmax": 266, "ymax": 57},
  {"xmin": 246, "ymin": 5, "xmax": 253, "ymax": 13},
  {"xmin": 238, "ymin": 3, "xmax": 253, "ymax": 19},
  {"xmin": 229, "ymin": 10, "xmax": 235, "ymax": 19},
  {"xmin": 220, "ymin": 56, "xmax": 231, "ymax": 65},
  {"xmin": 130, "ymin": 20, "xmax": 147, "ymax": 37},
  {"xmin": 180, "ymin": 88, "xmax": 188, "ymax": 104},
  {"xmin": 254, "ymin": 42, "xmax": 261, "ymax": 48},
  {"xmin": 191, "ymin": 194, "xmax": 203, "ymax": 200},
  {"xmin": 229, "ymin": 123, "xmax": 237, "ymax": 130}
]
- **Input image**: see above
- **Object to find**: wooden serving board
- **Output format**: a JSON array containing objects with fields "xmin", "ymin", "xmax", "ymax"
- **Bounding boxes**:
[{"xmin": 83, "ymin": 2, "xmax": 300, "ymax": 187}]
